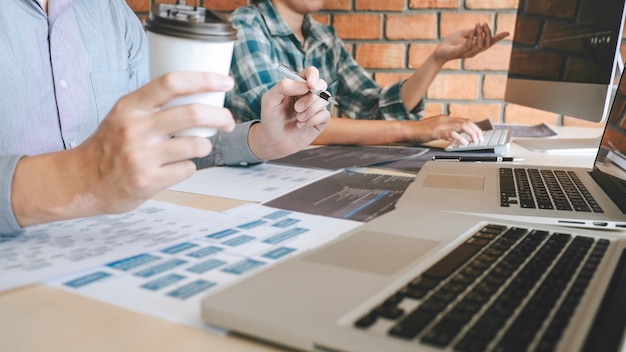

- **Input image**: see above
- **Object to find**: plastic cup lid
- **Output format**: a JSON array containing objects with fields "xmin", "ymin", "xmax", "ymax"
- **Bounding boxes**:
[{"xmin": 144, "ymin": 3, "xmax": 237, "ymax": 42}]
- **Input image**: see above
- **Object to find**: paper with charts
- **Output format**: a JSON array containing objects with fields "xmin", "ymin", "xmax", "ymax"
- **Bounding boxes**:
[
  {"xmin": 168, "ymin": 163, "xmax": 337, "ymax": 202},
  {"xmin": 0, "ymin": 200, "xmax": 248, "ymax": 292},
  {"xmin": 47, "ymin": 203, "xmax": 361, "ymax": 329}
]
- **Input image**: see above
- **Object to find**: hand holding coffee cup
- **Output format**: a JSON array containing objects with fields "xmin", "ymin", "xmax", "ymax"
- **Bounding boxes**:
[{"xmin": 145, "ymin": 2, "xmax": 237, "ymax": 138}]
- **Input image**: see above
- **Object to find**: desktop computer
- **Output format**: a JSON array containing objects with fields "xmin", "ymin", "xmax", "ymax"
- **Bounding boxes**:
[{"xmin": 505, "ymin": 0, "xmax": 626, "ymax": 152}]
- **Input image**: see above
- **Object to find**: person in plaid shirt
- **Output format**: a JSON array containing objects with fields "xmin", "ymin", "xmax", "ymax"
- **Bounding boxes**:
[{"xmin": 226, "ymin": 0, "xmax": 508, "ymax": 146}]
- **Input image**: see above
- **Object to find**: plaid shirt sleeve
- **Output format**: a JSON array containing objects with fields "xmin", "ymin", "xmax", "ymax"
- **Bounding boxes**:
[{"xmin": 226, "ymin": 7, "xmax": 281, "ymax": 122}]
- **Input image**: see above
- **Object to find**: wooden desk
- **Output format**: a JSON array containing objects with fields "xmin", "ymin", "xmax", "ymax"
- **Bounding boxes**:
[{"xmin": 0, "ymin": 126, "xmax": 603, "ymax": 352}]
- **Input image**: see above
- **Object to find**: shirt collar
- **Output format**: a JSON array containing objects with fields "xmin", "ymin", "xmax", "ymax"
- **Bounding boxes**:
[
  {"xmin": 258, "ymin": 0, "xmax": 296, "ymax": 38},
  {"xmin": 257, "ymin": 0, "xmax": 330, "ymax": 51}
]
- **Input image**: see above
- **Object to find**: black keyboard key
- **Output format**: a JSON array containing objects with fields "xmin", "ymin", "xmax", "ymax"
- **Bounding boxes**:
[
  {"xmin": 422, "ymin": 243, "xmax": 482, "ymax": 280},
  {"xmin": 389, "ymin": 308, "xmax": 437, "ymax": 339},
  {"xmin": 500, "ymin": 167, "xmax": 603, "ymax": 213},
  {"xmin": 354, "ymin": 312, "xmax": 377, "ymax": 329},
  {"xmin": 357, "ymin": 224, "xmax": 608, "ymax": 352},
  {"xmin": 421, "ymin": 319, "xmax": 464, "ymax": 347}
]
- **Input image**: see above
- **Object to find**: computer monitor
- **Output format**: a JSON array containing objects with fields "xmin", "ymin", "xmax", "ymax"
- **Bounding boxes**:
[{"xmin": 504, "ymin": 0, "xmax": 626, "ymax": 152}]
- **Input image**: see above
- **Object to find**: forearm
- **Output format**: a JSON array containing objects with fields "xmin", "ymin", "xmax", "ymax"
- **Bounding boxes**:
[
  {"xmin": 11, "ymin": 149, "xmax": 97, "ymax": 228},
  {"xmin": 313, "ymin": 117, "xmax": 408, "ymax": 145},
  {"xmin": 401, "ymin": 55, "xmax": 445, "ymax": 112}
]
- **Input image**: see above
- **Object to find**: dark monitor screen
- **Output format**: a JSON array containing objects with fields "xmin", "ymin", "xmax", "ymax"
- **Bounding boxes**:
[{"xmin": 505, "ymin": 0, "xmax": 626, "ymax": 123}]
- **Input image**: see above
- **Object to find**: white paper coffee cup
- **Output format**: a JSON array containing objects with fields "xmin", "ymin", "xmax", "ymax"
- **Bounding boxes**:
[{"xmin": 144, "ymin": 3, "xmax": 237, "ymax": 138}]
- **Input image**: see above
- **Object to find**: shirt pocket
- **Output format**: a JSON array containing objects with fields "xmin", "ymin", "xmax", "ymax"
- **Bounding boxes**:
[{"xmin": 90, "ymin": 70, "xmax": 131, "ymax": 122}]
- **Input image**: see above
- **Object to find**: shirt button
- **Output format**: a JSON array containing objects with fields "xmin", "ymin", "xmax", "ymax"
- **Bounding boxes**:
[
  {"xmin": 69, "ymin": 141, "xmax": 77, "ymax": 149},
  {"xmin": 59, "ymin": 79, "xmax": 68, "ymax": 89}
]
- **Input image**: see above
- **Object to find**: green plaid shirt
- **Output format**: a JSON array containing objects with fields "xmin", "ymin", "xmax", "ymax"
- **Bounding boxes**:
[{"xmin": 226, "ymin": 0, "xmax": 424, "ymax": 122}]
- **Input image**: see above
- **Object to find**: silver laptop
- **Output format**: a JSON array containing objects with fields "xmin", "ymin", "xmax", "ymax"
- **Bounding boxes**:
[
  {"xmin": 200, "ymin": 63, "xmax": 626, "ymax": 352},
  {"xmin": 399, "ymin": 69, "xmax": 626, "ymax": 231},
  {"xmin": 201, "ymin": 199, "xmax": 626, "ymax": 351}
]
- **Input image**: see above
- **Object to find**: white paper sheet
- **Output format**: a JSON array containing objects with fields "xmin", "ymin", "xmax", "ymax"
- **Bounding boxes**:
[
  {"xmin": 0, "ymin": 200, "xmax": 246, "ymax": 292},
  {"xmin": 168, "ymin": 163, "xmax": 337, "ymax": 202},
  {"xmin": 47, "ymin": 204, "xmax": 361, "ymax": 330}
]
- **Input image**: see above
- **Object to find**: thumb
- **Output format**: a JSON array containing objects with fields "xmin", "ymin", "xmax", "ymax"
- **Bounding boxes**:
[{"xmin": 264, "ymin": 79, "xmax": 310, "ymax": 107}]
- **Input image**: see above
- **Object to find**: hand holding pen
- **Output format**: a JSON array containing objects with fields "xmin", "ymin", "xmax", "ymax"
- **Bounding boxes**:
[{"xmin": 276, "ymin": 64, "xmax": 339, "ymax": 106}]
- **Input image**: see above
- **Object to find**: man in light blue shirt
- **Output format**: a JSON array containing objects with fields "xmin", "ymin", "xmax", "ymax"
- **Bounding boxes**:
[{"xmin": 0, "ymin": 0, "xmax": 331, "ymax": 234}]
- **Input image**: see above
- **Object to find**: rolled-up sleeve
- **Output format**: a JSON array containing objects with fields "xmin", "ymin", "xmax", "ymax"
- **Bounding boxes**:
[
  {"xmin": 0, "ymin": 156, "xmax": 25, "ymax": 235},
  {"xmin": 193, "ymin": 121, "xmax": 265, "ymax": 169}
]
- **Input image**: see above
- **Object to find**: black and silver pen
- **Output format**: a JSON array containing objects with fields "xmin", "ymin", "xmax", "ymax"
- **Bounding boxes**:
[
  {"xmin": 432, "ymin": 156, "xmax": 518, "ymax": 162},
  {"xmin": 276, "ymin": 64, "xmax": 339, "ymax": 106}
]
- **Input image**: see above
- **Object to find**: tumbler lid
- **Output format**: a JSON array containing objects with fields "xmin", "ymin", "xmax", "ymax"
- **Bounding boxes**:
[{"xmin": 144, "ymin": 2, "xmax": 237, "ymax": 42}]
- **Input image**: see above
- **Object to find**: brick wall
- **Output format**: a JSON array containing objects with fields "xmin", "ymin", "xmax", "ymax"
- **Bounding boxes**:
[{"xmin": 130, "ymin": 0, "xmax": 626, "ymax": 128}]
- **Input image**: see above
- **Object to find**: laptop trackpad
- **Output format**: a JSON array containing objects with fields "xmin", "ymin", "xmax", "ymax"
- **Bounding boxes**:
[
  {"xmin": 304, "ymin": 231, "xmax": 439, "ymax": 276},
  {"xmin": 423, "ymin": 173, "xmax": 484, "ymax": 190}
]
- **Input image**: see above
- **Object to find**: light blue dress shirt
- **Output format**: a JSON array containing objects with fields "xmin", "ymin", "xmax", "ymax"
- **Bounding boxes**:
[{"xmin": 0, "ymin": 0, "xmax": 262, "ymax": 234}]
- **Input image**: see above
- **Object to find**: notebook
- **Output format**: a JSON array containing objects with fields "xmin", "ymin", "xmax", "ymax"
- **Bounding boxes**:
[{"xmin": 199, "ymin": 61, "xmax": 626, "ymax": 352}]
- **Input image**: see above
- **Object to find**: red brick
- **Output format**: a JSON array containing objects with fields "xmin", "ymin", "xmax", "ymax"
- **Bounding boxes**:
[
  {"xmin": 424, "ymin": 103, "xmax": 445, "ymax": 117},
  {"xmin": 355, "ymin": 44, "xmax": 405, "ymax": 69},
  {"xmin": 312, "ymin": 14, "xmax": 331, "ymax": 25},
  {"xmin": 504, "ymin": 104, "xmax": 559, "ymax": 125},
  {"xmin": 482, "ymin": 74, "xmax": 507, "ymax": 100},
  {"xmin": 408, "ymin": 43, "xmax": 459, "ymax": 70},
  {"xmin": 373, "ymin": 72, "xmax": 412, "ymax": 87},
  {"xmin": 440, "ymin": 13, "xmax": 494, "ymax": 38},
  {"xmin": 496, "ymin": 13, "xmax": 516, "ymax": 38},
  {"xmin": 126, "ymin": 0, "xmax": 149, "ymax": 12},
  {"xmin": 463, "ymin": 43, "xmax": 511, "ymax": 71},
  {"xmin": 323, "ymin": 0, "xmax": 351, "ymax": 10},
  {"xmin": 334, "ymin": 14, "xmax": 382, "ymax": 40},
  {"xmin": 448, "ymin": 103, "xmax": 502, "ymax": 122},
  {"xmin": 409, "ymin": 0, "xmax": 459, "ymax": 9},
  {"xmin": 356, "ymin": 0, "xmax": 405, "ymax": 11},
  {"xmin": 428, "ymin": 74, "xmax": 479, "ymax": 100},
  {"xmin": 386, "ymin": 14, "xmax": 437, "ymax": 40},
  {"xmin": 466, "ymin": 0, "xmax": 517, "ymax": 10},
  {"xmin": 203, "ymin": 0, "xmax": 245, "ymax": 11}
]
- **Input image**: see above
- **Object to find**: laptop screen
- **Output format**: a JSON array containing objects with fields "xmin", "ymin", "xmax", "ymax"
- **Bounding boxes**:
[{"xmin": 594, "ymin": 69, "xmax": 626, "ymax": 212}]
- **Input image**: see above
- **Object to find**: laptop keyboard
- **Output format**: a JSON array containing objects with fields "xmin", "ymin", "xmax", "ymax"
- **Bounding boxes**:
[
  {"xmin": 354, "ymin": 224, "xmax": 609, "ymax": 352},
  {"xmin": 499, "ymin": 167, "xmax": 604, "ymax": 212},
  {"xmin": 445, "ymin": 129, "xmax": 512, "ymax": 154}
]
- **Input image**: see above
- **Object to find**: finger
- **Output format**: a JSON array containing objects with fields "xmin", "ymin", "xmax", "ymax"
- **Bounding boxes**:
[
  {"xmin": 296, "ymin": 109, "xmax": 331, "ymax": 130},
  {"xmin": 465, "ymin": 25, "xmax": 479, "ymax": 48},
  {"xmin": 129, "ymin": 72, "xmax": 235, "ymax": 111},
  {"xmin": 265, "ymin": 79, "xmax": 311, "ymax": 108},
  {"xmin": 492, "ymin": 32, "xmax": 510, "ymax": 44},
  {"xmin": 151, "ymin": 159, "xmax": 199, "ymax": 191},
  {"xmin": 153, "ymin": 104, "xmax": 236, "ymax": 136},
  {"xmin": 482, "ymin": 24, "xmax": 492, "ymax": 48},
  {"xmin": 294, "ymin": 92, "xmax": 329, "ymax": 115},
  {"xmin": 475, "ymin": 24, "xmax": 488, "ymax": 49},
  {"xmin": 296, "ymin": 98, "xmax": 331, "ymax": 124},
  {"xmin": 158, "ymin": 135, "xmax": 214, "ymax": 163},
  {"xmin": 460, "ymin": 122, "xmax": 483, "ymax": 143},
  {"xmin": 449, "ymin": 130, "xmax": 468, "ymax": 145},
  {"xmin": 301, "ymin": 66, "xmax": 328, "ymax": 91}
]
